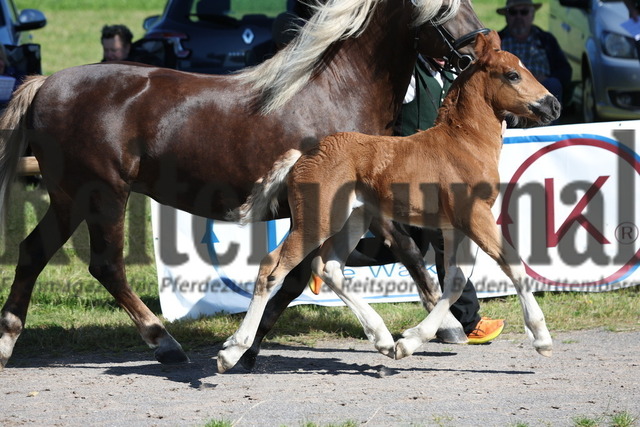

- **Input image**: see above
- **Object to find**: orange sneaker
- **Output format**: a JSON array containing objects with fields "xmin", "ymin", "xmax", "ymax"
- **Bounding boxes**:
[{"xmin": 467, "ymin": 317, "xmax": 505, "ymax": 344}]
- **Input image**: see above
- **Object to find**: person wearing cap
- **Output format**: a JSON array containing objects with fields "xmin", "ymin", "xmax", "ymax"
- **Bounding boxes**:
[{"xmin": 497, "ymin": 0, "xmax": 571, "ymax": 109}]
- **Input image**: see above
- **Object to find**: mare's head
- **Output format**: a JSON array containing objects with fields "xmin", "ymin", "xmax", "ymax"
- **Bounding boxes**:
[
  {"xmin": 469, "ymin": 31, "xmax": 561, "ymax": 126},
  {"xmin": 416, "ymin": 0, "xmax": 490, "ymax": 72}
]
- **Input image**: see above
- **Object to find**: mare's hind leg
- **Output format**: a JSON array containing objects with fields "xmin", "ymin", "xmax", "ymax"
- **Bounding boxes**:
[
  {"xmin": 464, "ymin": 209, "xmax": 552, "ymax": 356},
  {"xmin": 0, "ymin": 192, "xmax": 82, "ymax": 369},
  {"xmin": 314, "ymin": 210, "xmax": 395, "ymax": 358},
  {"xmin": 84, "ymin": 190, "xmax": 187, "ymax": 364}
]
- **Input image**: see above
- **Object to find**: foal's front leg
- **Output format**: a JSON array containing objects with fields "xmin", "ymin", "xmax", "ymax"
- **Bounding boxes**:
[
  {"xmin": 395, "ymin": 229, "xmax": 472, "ymax": 359},
  {"xmin": 465, "ymin": 209, "xmax": 552, "ymax": 356},
  {"xmin": 313, "ymin": 211, "xmax": 395, "ymax": 358}
]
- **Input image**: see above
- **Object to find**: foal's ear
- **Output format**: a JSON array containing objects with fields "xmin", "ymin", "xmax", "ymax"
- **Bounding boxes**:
[{"xmin": 474, "ymin": 30, "xmax": 502, "ymax": 64}]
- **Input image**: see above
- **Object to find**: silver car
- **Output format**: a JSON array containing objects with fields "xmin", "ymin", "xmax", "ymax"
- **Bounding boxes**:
[{"xmin": 549, "ymin": 0, "xmax": 640, "ymax": 122}]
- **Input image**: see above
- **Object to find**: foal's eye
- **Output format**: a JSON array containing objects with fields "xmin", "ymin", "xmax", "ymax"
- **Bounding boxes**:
[{"xmin": 505, "ymin": 71, "xmax": 521, "ymax": 83}]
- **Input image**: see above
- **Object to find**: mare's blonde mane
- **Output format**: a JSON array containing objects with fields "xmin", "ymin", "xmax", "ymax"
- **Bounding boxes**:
[{"xmin": 235, "ymin": 0, "xmax": 460, "ymax": 113}]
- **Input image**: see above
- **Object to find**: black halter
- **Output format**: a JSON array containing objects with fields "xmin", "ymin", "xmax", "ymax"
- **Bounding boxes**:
[{"xmin": 430, "ymin": 22, "xmax": 491, "ymax": 73}]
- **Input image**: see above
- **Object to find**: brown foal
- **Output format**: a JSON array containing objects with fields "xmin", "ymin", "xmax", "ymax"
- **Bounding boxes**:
[{"xmin": 218, "ymin": 31, "xmax": 561, "ymax": 372}]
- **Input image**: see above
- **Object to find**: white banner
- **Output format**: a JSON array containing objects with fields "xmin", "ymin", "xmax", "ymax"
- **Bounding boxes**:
[{"xmin": 152, "ymin": 121, "xmax": 640, "ymax": 321}]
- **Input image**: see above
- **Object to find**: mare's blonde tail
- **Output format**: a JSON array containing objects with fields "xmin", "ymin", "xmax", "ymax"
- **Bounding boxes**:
[
  {"xmin": 227, "ymin": 149, "xmax": 302, "ymax": 224},
  {"xmin": 0, "ymin": 75, "xmax": 48, "ymax": 217}
]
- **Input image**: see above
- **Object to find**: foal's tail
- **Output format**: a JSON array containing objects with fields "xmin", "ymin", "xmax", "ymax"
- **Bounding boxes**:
[
  {"xmin": 0, "ymin": 75, "xmax": 48, "ymax": 216},
  {"xmin": 227, "ymin": 149, "xmax": 302, "ymax": 224}
]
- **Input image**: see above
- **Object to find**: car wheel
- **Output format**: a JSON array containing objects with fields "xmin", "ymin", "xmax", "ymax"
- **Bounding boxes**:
[{"xmin": 582, "ymin": 73, "xmax": 598, "ymax": 123}]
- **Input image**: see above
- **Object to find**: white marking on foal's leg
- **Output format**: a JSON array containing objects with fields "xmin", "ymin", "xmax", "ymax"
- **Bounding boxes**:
[
  {"xmin": 396, "ymin": 231, "xmax": 471, "ymax": 359},
  {"xmin": 510, "ymin": 263, "xmax": 553, "ymax": 356},
  {"xmin": 320, "ymin": 259, "xmax": 395, "ymax": 358},
  {"xmin": 395, "ymin": 265, "xmax": 468, "ymax": 359},
  {"xmin": 217, "ymin": 279, "xmax": 281, "ymax": 373}
]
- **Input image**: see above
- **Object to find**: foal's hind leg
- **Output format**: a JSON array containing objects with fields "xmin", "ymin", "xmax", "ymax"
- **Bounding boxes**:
[
  {"xmin": 0, "ymin": 192, "xmax": 82, "ymax": 369},
  {"xmin": 370, "ymin": 220, "xmax": 467, "ymax": 344},
  {"xmin": 239, "ymin": 252, "xmax": 315, "ymax": 370},
  {"xmin": 84, "ymin": 189, "xmax": 188, "ymax": 364},
  {"xmin": 217, "ymin": 233, "xmax": 316, "ymax": 373}
]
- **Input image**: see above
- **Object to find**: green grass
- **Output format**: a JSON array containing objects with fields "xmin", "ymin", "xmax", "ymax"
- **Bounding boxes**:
[{"xmin": 572, "ymin": 410, "xmax": 638, "ymax": 427}]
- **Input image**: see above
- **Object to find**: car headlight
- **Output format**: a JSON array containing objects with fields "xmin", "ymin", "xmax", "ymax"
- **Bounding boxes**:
[{"xmin": 601, "ymin": 31, "xmax": 637, "ymax": 59}]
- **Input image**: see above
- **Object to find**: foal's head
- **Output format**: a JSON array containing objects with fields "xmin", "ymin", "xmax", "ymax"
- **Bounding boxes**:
[{"xmin": 467, "ymin": 31, "xmax": 561, "ymax": 126}]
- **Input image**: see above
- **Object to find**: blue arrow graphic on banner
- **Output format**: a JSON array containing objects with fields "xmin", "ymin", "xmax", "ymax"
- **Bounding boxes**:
[
  {"xmin": 202, "ymin": 219, "xmax": 317, "ymax": 303},
  {"xmin": 203, "ymin": 219, "xmax": 252, "ymax": 298}
]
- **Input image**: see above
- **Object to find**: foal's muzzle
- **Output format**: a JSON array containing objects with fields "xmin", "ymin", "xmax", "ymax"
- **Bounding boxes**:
[{"xmin": 530, "ymin": 95, "xmax": 562, "ymax": 125}]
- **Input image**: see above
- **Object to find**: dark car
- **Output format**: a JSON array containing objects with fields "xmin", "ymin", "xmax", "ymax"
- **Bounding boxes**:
[
  {"xmin": 0, "ymin": 0, "xmax": 46, "ymax": 96},
  {"xmin": 142, "ymin": 0, "xmax": 290, "ymax": 74}
]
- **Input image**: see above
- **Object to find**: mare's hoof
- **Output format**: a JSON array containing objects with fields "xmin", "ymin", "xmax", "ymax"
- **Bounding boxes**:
[
  {"xmin": 154, "ymin": 346, "xmax": 190, "ymax": 365},
  {"xmin": 239, "ymin": 349, "xmax": 258, "ymax": 371}
]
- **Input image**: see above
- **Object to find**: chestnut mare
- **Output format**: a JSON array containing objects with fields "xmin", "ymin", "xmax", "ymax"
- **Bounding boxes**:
[
  {"xmin": 219, "ymin": 31, "xmax": 561, "ymax": 373},
  {"xmin": 0, "ymin": 0, "xmax": 489, "ymax": 370}
]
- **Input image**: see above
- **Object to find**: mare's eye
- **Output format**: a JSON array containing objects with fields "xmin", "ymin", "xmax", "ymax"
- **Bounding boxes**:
[{"xmin": 505, "ymin": 71, "xmax": 521, "ymax": 83}]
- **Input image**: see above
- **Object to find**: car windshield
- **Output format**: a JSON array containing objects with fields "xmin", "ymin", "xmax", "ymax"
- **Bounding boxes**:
[{"xmin": 188, "ymin": 0, "xmax": 288, "ymax": 21}]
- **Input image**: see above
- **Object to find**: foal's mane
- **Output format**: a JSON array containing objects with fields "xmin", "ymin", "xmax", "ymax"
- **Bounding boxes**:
[{"xmin": 235, "ymin": 0, "xmax": 460, "ymax": 114}]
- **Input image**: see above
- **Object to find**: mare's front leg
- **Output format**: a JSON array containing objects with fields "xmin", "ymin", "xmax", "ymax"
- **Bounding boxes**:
[
  {"xmin": 395, "ymin": 229, "xmax": 471, "ymax": 359},
  {"xmin": 314, "ymin": 211, "xmax": 395, "ymax": 358}
]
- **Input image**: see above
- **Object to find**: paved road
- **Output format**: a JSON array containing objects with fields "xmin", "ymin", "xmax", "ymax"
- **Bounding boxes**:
[{"xmin": 1, "ymin": 329, "xmax": 639, "ymax": 426}]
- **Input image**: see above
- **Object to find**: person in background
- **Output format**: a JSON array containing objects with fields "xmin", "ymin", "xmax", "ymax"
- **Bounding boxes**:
[
  {"xmin": 394, "ymin": 56, "xmax": 506, "ymax": 345},
  {"xmin": 497, "ymin": 0, "xmax": 571, "ymax": 108},
  {"xmin": 101, "ymin": 24, "xmax": 134, "ymax": 62},
  {"xmin": 100, "ymin": 24, "xmax": 165, "ymax": 66},
  {"xmin": 623, "ymin": 0, "xmax": 640, "ymax": 60},
  {"xmin": 0, "ymin": 45, "xmax": 25, "ymax": 111}
]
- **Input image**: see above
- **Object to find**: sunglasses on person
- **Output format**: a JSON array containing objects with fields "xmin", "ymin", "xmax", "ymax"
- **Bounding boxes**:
[{"xmin": 508, "ymin": 8, "xmax": 532, "ymax": 16}]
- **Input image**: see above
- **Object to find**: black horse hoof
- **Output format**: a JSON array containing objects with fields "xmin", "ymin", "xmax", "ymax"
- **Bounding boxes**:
[
  {"xmin": 239, "ymin": 348, "xmax": 258, "ymax": 370},
  {"xmin": 154, "ymin": 347, "xmax": 190, "ymax": 365}
]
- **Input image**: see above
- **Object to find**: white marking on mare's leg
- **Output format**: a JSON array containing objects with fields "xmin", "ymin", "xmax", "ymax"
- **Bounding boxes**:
[{"xmin": 0, "ymin": 312, "xmax": 22, "ymax": 370}]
